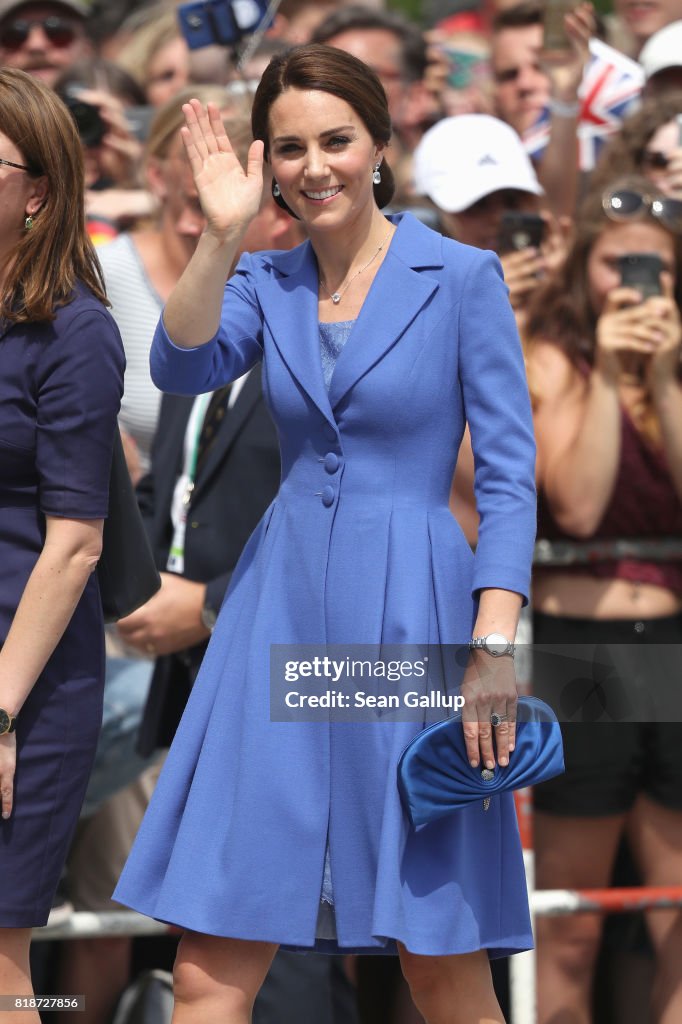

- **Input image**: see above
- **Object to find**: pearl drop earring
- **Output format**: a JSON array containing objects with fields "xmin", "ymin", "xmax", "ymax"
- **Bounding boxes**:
[
  {"xmin": 372, "ymin": 163, "xmax": 381, "ymax": 185},
  {"xmin": 272, "ymin": 181, "xmax": 281, "ymax": 197}
]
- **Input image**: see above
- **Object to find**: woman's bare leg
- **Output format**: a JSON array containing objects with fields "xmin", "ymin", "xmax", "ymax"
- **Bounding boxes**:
[
  {"xmin": 0, "ymin": 929, "xmax": 39, "ymax": 1024},
  {"xmin": 628, "ymin": 795, "xmax": 682, "ymax": 1024},
  {"xmin": 171, "ymin": 932, "xmax": 277, "ymax": 1024},
  {"xmin": 534, "ymin": 811, "xmax": 626, "ymax": 1024},
  {"xmin": 398, "ymin": 943, "xmax": 504, "ymax": 1024}
]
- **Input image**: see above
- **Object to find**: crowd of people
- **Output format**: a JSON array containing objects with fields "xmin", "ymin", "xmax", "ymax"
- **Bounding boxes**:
[{"xmin": 1, "ymin": 0, "xmax": 682, "ymax": 1022}]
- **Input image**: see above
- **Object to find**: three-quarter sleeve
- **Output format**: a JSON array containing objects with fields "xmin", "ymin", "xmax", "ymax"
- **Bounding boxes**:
[
  {"xmin": 457, "ymin": 250, "xmax": 537, "ymax": 604},
  {"xmin": 150, "ymin": 252, "xmax": 265, "ymax": 395},
  {"xmin": 36, "ymin": 306, "xmax": 125, "ymax": 519}
]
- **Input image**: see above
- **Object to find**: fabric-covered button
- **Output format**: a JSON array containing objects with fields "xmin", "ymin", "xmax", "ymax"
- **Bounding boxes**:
[
  {"xmin": 324, "ymin": 453, "xmax": 340, "ymax": 474},
  {"xmin": 634, "ymin": 621, "xmax": 645, "ymax": 634},
  {"xmin": 324, "ymin": 424, "xmax": 337, "ymax": 442},
  {"xmin": 321, "ymin": 486, "xmax": 335, "ymax": 507}
]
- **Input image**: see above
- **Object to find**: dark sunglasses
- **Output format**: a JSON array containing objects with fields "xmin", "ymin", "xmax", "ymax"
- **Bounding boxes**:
[
  {"xmin": 640, "ymin": 150, "xmax": 671, "ymax": 171},
  {"xmin": 0, "ymin": 16, "xmax": 78, "ymax": 50},
  {"xmin": 602, "ymin": 187, "xmax": 682, "ymax": 233}
]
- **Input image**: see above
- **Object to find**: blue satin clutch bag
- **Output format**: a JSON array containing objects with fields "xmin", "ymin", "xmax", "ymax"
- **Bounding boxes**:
[{"xmin": 398, "ymin": 696, "xmax": 564, "ymax": 828}]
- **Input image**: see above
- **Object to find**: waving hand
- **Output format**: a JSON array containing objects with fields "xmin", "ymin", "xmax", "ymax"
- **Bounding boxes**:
[{"xmin": 181, "ymin": 99, "xmax": 265, "ymax": 241}]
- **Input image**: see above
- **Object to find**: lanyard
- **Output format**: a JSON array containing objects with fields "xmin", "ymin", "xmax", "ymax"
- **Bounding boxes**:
[{"xmin": 167, "ymin": 392, "xmax": 212, "ymax": 573}]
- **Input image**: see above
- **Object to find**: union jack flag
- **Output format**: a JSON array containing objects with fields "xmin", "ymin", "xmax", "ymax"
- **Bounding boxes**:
[{"xmin": 523, "ymin": 38, "xmax": 644, "ymax": 171}]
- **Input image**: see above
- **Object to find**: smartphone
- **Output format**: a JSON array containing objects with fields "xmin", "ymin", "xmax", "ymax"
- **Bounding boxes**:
[
  {"xmin": 497, "ymin": 212, "xmax": 546, "ymax": 254},
  {"xmin": 542, "ymin": 0, "xmax": 575, "ymax": 59},
  {"xmin": 177, "ymin": 0, "xmax": 270, "ymax": 50},
  {"xmin": 617, "ymin": 253, "xmax": 663, "ymax": 299}
]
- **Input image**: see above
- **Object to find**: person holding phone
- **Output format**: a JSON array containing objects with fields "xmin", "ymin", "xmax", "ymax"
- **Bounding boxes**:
[
  {"xmin": 413, "ymin": 113, "xmax": 569, "ymax": 341},
  {"xmin": 113, "ymin": 43, "xmax": 537, "ymax": 1024},
  {"xmin": 525, "ymin": 175, "xmax": 682, "ymax": 1023}
]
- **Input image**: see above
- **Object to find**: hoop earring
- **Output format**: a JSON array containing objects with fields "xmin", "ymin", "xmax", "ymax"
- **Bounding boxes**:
[
  {"xmin": 372, "ymin": 163, "xmax": 382, "ymax": 185},
  {"xmin": 25, "ymin": 214, "xmax": 34, "ymax": 230},
  {"xmin": 272, "ymin": 181, "xmax": 281, "ymax": 198}
]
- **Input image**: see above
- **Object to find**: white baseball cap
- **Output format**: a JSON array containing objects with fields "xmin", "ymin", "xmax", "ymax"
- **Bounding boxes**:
[
  {"xmin": 413, "ymin": 114, "xmax": 543, "ymax": 214},
  {"xmin": 640, "ymin": 20, "xmax": 682, "ymax": 80}
]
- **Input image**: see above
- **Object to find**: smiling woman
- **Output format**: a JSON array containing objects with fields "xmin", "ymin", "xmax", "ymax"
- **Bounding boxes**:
[{"xmin": 113, "ymin": 43, "xmax": 538, "ymax": 1024}]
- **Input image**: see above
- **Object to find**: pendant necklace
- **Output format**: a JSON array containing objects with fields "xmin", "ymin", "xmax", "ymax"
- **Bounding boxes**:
[{"xmin": 319, "ymin": 226, "xmax": 393, "ymax": 305}]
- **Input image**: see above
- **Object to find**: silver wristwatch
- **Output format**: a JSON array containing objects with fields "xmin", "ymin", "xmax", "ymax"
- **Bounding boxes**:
[
  {"xmin": 200, "ymin": 602, "xmax": 217, "ymax": 633},
  {"xmin": 469, "ymin": 633, "xmax": 515, "ymax": 658}
]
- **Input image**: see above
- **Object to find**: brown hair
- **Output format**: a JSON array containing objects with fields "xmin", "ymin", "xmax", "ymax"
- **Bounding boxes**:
[
  {"xmin": 590, "ymin": 91, "xmax": 682, "ymax": 196},
  {"xmin": 251, "ymin": 43, "xmax": 395, "ymax": 210},
  {"xmin": 492, "ymin": 1, "xmax": 542, "ymax": 33},
  {"xmin": 526, "ymin": 174, "xmax": 682, "ymax": 368},
  {"xmin": 0, "ymin": 68, "xmax": 107, "ymax": 323}
]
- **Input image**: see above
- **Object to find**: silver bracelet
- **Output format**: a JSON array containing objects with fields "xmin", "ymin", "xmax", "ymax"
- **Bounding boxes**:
[{"xmin": 549, "ymin": 97, "xmax": 581, "ymax": 118}]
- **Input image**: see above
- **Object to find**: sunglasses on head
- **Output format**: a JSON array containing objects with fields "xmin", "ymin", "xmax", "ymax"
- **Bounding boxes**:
[
  {"xmin": 602, "ymin": 187, "xmax": 682, "ymax": 233},
  {"xmin": 0, "ymin": 16, "xmax": 78, "ymax": 50}
]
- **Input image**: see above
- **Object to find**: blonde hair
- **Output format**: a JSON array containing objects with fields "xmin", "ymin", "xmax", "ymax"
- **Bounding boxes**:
[
  {"xmin": 116, "ymin": 10, "xmax": 182, "ymax": 94},
  {"xmin": 144, "ymin": 84, "xmax": 253, "ymax": 164}
]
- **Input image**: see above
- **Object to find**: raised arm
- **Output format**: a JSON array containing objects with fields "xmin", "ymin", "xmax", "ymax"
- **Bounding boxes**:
[{"xmin": 161, "ymin": 100, "xmax": 265, "ymax": 349}]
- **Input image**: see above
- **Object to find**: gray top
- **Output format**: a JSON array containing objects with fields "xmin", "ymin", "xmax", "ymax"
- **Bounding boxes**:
[{"xmin": 319, "ymin": 320, "xmax": 355, "ymax": 391}]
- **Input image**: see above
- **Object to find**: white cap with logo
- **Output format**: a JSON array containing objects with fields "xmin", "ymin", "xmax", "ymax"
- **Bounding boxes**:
[
  {"xmin": 639, "ymin": 20, "xmax": 682, "ymax": 80},
  {"xmin": 414, "ymin": 114, "xmax": 543, "ymax": 214}
]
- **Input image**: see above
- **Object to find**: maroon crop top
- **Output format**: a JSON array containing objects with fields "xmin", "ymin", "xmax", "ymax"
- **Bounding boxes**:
[{"xmin": 537, "ymin": 403, "xmax": 682, "ymax": 595}]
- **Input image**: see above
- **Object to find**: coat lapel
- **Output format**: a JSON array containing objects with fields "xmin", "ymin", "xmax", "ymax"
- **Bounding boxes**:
[
  {"xmin": 255, "ymin": 243, "xmax": 336, "ymax": 431},
  {"xmin": 253, "ymin": 213, "xmax": 444, "ymax": 423},
  {"xmin": 328, "ymin": 217, "xmax": 443, "ymax": 409}
]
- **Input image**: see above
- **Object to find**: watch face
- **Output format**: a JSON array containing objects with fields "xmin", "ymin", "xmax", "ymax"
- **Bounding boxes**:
[
  {"xmin": 0, "ymin": 710, "xmax": 10, "ymax": 735},
  {"xmin": 485, "ymin": 633, "xmax": 509, "ymax": 656}
]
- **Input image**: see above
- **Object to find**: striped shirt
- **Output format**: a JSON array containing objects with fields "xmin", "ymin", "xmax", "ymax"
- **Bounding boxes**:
[{"xmin": 97, "ymin": 234, "xmax": 164, "ymax": 475}]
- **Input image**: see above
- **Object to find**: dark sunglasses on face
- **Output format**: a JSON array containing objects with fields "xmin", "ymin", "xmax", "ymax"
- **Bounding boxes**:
[
  {"xmin": 493, "ymin": 62, "xmax": 543, "ymax": 85},
  {"xmin": 0, "ymin": 15, "xmax": 78, "ymax": 50},
  {"xmin": 640, "ymin": 150, "xmax": 671, "ymax": 171},
  {"xmin": 602, "ymin": 187, "xmax": 682, "ymax": 233}
]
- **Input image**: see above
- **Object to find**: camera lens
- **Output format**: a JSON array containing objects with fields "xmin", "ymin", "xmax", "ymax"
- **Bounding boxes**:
[{"xmin": 63, "ymin": 95, "xmax": 106, "ymax": 149}]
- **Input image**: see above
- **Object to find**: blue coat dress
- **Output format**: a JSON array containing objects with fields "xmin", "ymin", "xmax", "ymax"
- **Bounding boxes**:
[{"xmin": 114, "ymin": 212, "xmax": 537, "ymax": 957}]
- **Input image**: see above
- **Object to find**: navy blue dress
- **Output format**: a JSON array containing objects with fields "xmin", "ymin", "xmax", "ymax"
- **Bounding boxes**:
[{"xmin": 0, "ymin": 285, "xmax": 124, "ymax": 927}]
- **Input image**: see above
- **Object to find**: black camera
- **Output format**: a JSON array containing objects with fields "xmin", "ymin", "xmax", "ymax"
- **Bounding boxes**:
[
  {"xmin": 62, "ymin": 91, "xmax": 106, "ymax": 149},
  {"xmin": 177, "ymin": 0, "xmax": 271, "ymax": 50}
]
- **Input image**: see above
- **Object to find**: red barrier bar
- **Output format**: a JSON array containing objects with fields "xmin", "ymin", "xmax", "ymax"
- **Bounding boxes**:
[
  {"xmin": 514, "ymin": 787, "xmax": 534, "ymax": 851},
  {"xmin": 533, "ymin": 885, "xmax": 682, "ymax": 916}
]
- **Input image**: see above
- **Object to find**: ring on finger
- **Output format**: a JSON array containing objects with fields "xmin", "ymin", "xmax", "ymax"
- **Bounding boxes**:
[{"xmin": 490, "ymin": 712, "xmax": 509, "ymax": 727}]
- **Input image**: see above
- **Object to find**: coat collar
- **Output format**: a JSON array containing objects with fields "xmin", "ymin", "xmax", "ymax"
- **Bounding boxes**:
[{"xmin": 254, "ymin": 213, "xmax": 444, "ymax": 425}]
